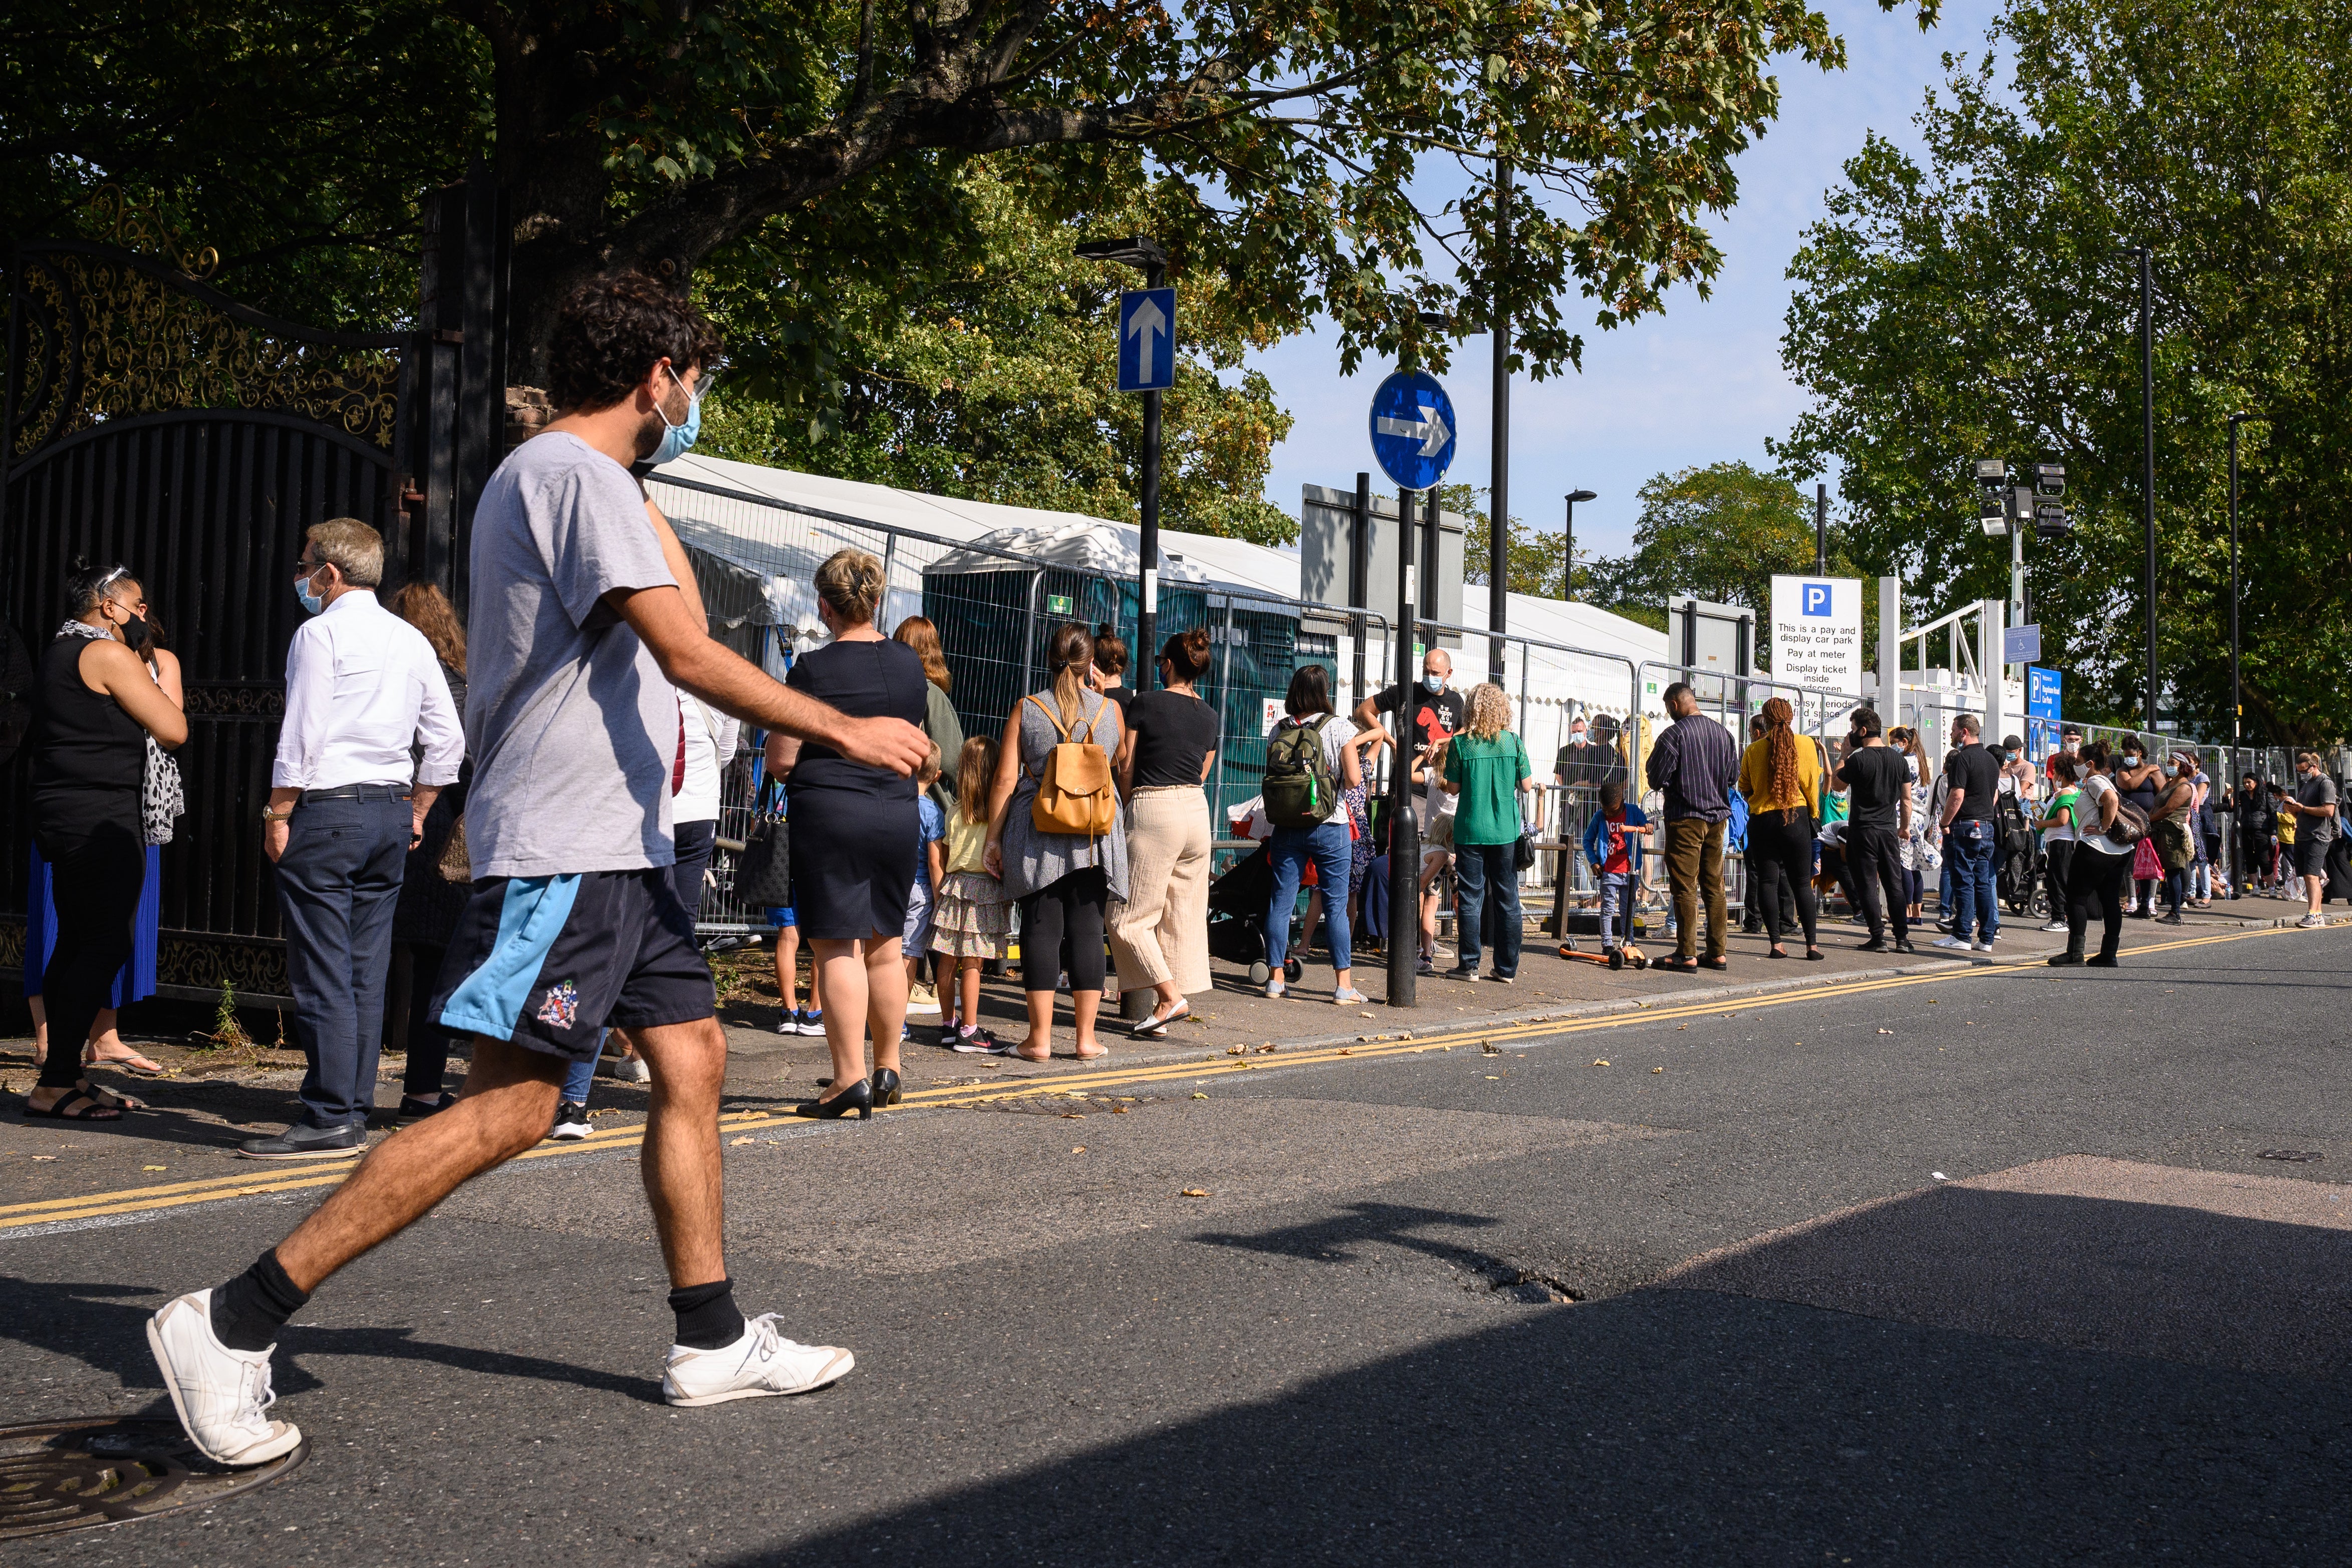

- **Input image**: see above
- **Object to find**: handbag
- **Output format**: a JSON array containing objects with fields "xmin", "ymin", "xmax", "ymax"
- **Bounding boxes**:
[
  {"xmin": 141, "ymin": 735, "xmax": 183, "ymax": 846},
  {"xmin": 734, "ymin": 781, "xmax": 793, "ymax": 906},
  {"xmin": 1025, "ymin": 693, "xmax": 1116, "ymax": 836},
  {"xmin": 436, "ymin": 815, "xmax": 472, "ymax": 882}
]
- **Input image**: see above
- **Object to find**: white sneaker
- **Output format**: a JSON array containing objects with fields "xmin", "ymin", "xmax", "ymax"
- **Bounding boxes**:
[
  {"xmin": 145, "ymin": 1290, "xmax": 304, "ymax": 1466},
  {"xmin": 1972, "ymin": 941, "xmax": 1994, "ymax": 952},
  {"xmin": 600, "ymin": 1053, "xmax": 652, "ymax": 1084},
  {"xmin": 662, "ymin": 1314, "xmax": 855, "ymax": 1407},
  {"xmin": 1932, "ymin": 935, "xmax": 1971, "ymax": 950},
  {"xmin": 2039, "ymin": 920, "xmax": 2068, "ymax": 933},
  {"xmin": 2297, "ymin": 914, "xmax": 2326, "ymax": 929},
  {"xmin": 905, "ymin": 982, "xmax": 941, "ymax": 1015}
]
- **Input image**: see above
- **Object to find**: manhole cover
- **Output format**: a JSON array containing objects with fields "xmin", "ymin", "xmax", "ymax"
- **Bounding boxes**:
[
  {"xmin": 2255, "ymin": 1149, "xmax": 2326, "ymax": 1163},
  {"xmin": 0, "ymin": 1417, "xmax": 308, "ymax": 1538}
]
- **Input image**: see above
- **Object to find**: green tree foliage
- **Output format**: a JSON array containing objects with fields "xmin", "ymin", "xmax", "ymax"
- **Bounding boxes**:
[
  {"xmin": 1773, "ymin": 0, "xmax": 2352, "ymax": 743},
  {"xmin": 1585, "ymin": 462, "xmax": 1838, "ymax": 657},
  {"xmin": 5, "ymin": 0, "xmax": 1937, "ymax": 384},
  {"xmin": 701, "ymin": 163, "xmax": 1296, "ymax": 541}
]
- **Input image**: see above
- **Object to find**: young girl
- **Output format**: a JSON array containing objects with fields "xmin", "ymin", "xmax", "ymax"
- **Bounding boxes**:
[
  {"xmin": 931, "ymin": 735, "xmax": 1013, "ymax": 1052},
  {"xmin": 903, "ymin": 742, "xmax": 947, "ymax": 1011}
]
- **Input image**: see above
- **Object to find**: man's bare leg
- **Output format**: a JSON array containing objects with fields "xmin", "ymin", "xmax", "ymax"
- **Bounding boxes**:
[
  {"xmin": 275, "ymin": 1037, "xmax": 563, "ymax": 1291},
  {"xmin": 628, "ymin": 1015, "xmax": 729, "ymax": 1289}
]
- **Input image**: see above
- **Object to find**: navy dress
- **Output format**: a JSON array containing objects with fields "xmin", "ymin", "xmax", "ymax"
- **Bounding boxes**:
[{"xmin": 783, "ymin": 637, "xmax": 928, "ymax": 940}]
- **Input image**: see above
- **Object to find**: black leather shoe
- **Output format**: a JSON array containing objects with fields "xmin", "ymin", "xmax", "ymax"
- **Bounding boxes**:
[
  {"xmin": 870, "ymin": 1067, "xmax": 902, "ymax": 1107},
  {"xmin": 238, "ymin": 1122, "xmax": 366, "ymax": 1160},
  {"xmin": 795, "ymin": 1079, "xmax": 874, "ymax": 1120},
  {"xmin": 1894, "ymin": 939, "xmax": 1918, "ymax": 954}
]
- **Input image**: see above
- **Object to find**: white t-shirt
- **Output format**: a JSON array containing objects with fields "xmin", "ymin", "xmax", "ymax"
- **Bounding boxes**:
[
  {"xmin": 673, "ymin": 694, "xmax": 741, "ymax": 826},
  {"xmin": 2076, "ymin": 772, "xmax": 2128, "ymax": 856}
]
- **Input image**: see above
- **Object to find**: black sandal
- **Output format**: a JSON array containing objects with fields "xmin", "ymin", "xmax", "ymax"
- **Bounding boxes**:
[{"xmin": 24, "ymin": 1090, "xmax": 124, "ymax": 1121}]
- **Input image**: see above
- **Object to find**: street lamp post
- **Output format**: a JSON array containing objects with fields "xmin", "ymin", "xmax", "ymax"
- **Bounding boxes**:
[
  {"xmin": 1489, "ymin": 157, "xmax": 1511, "ymax": 687},
  {"xmin": 1074, "ymin": 235, "xmax": 1170, "ymax": 689},
  {"xmin": 2228, "ymin": 410, "xmax": 2248, "ymax": 895},
  {"xmin": 2139, "ymin": 245, "xmax": 2159, "ymax": 732},
  {"xmin": 1562, "ymin": 489, "xmax": 1595, "ymax": 599}
]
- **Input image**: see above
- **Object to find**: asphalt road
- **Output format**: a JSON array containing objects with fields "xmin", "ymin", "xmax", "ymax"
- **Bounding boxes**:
[{"xmin": 4, "ymin": 923, "xmax": 2347, "ymax": 1564}]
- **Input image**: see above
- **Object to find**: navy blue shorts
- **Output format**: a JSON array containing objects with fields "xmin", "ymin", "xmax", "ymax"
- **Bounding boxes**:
[{"xmin": 429, "ymin": 867, "xmax": 713, "ymax": 1062}]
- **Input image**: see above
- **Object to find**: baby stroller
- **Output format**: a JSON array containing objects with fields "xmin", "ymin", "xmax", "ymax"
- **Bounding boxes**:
[
  {"xmin": 1205, "ymin": 844, "xmax": 1302, "ymax": 987},
  {"xmin": 1997, "ymin": 793, "xmax": 2044, "ymax": 917}
]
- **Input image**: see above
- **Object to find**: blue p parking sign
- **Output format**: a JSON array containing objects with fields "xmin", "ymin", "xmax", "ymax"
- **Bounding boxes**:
[{"xmin": 1801, "ymin": 583, "xmax": 1833, "ymax": 616}]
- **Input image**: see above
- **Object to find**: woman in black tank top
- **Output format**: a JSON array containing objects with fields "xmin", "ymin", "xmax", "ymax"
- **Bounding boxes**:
[{"xmin": 24, "ymin": 562, "xmax": 188, "ymax": 1120}]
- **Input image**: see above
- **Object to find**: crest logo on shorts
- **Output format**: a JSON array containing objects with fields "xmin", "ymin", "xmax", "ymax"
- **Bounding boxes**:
[{"xmin": 536, "ymin": 980, "xmax": 580, "ymax": 1030}]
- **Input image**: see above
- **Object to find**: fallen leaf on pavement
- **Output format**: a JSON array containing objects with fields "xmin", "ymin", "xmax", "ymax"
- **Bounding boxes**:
[
  {"xmin": 1593, "ymin": 1059, "xmax": 1611, "ymax": 1068},
  {"xmin": 1878, "ymin": 1028, "xmax": 1894, "ymax": 1035},
  {"xmin": 1338, "ymin": 1048, "xmax": 1354, "ymax": 1055},
  {"xmin": 143, "ymin": 1164, "xmax": 167, "ymax": 1170},
  {"xmin": 1113, "ymin": 1105, "xmax": 1130, "ymax": 1114},
  {"xmin": 1191, "ymin": 1092, "xmax": 1209, "ymax": 1099},
  {"xmin": 1225, "ymin": 1046, "xmax": 1246, "ymax": 1056},
  {"xmin": 1071, "ymin": 1146, "xmax": 1087, "ymax": 1154},
  {"xmin": 33, "ymin": 1155, "xmax": 56, "ymax": 1162},
  {"xmin": 1179, "ymin": 1188, "xmax": 1209, "ymax": 1197},
  {"xmin": 1485, "ymin": 1075, "xmax": 1500, "ymax": 1080},
  {"xmin": 1061, "ymin": 1111, "xmax": 1086, "ymax": 1119}
]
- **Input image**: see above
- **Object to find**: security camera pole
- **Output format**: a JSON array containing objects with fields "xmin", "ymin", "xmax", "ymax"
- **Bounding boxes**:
[{"xmin": 1079, "ymin": 235, "xmax": 1172, "ymax": 689}]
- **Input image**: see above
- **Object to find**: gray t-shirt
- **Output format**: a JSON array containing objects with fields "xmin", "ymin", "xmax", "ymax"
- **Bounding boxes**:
[
  {"xmin": 463, "ymin": 432, "xmax": 678, "ymax": 878},
  {"xmin": 2298, "ymin": 772, "xmax": 2339, "ymax": 844}
]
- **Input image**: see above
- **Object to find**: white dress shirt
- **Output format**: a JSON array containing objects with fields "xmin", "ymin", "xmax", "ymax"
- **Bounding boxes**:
[
  {"xmin": 673, "ymin": 694, "xmax": 740, "ymax": 826},
  {"xmin": 272, "ymin": 589, "xmax": 464, "ymax": 792}
]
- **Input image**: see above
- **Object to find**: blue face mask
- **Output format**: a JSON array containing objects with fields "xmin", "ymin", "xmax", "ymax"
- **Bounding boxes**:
[
  {"xmin": 650, "ymin": 365, "xmax": 703, "ymax": 466},
  {"xmin": 295, "ymin": 569, "xmax": 326, "ymax": 616}
]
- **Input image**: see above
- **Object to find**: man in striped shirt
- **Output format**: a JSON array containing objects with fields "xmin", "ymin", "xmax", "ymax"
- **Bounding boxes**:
[{"xmin": 1645, "ymin": 682, "xmax": 1741, "ymax": 972}]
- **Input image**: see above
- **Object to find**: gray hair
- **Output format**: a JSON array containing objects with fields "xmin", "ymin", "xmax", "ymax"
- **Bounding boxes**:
[{"xmin": 307, "ymin": 517, "xmax": 384, "ymax": 588}]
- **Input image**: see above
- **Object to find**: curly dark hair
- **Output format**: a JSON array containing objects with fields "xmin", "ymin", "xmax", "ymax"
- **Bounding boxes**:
[{"xmin": 547, "ymin": 272, "xmax": 723, "ymax": 413}]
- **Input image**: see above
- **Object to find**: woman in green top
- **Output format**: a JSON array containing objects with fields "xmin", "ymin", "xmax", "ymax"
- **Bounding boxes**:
[{"xmin": 1440, "ymin": 682, "xmax": 1536, "ymax": 982}]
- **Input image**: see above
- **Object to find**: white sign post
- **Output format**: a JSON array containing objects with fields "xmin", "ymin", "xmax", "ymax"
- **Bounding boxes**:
[{"xmin": 1768, "ymin": 575, "xmax": 1864, "ymax": 696}]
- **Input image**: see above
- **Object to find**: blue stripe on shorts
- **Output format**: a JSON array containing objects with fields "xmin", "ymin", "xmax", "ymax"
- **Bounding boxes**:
[{"xmin": 439, "ymin": 875, "xmax": 582, "ymax": 1040}]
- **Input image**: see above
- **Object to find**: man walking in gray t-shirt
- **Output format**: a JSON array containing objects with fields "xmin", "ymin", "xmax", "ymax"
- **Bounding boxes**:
[
  {"xmin": 2282, "ymin": 750, "xmax": 2338, "ymax": 927},
  {"xmin": 146, "ymin": 275, "xmax": 930, "ymax": 1466}
]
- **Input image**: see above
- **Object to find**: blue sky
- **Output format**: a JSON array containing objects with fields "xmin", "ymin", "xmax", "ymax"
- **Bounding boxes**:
[{"xmin": 1250, "ymin": 0, "xmax": 2005, "ymax": 562}]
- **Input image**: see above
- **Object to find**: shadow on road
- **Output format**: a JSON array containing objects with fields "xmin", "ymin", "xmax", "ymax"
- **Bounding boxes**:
[{"xmin": 732, "ymin": 1186, "xmax": 2352, "ymax": 1565}]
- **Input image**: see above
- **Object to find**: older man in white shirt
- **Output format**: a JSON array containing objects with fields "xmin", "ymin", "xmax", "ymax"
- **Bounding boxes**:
[{"xmin": 244, "ymin": 518, "xmax": 463, "ymax": 1160}]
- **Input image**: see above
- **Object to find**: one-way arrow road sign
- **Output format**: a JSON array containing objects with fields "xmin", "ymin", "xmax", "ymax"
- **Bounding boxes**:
[
  {"xmin": 1367, "ymin": 369, "xmax": 1458, "ymax": 490},
  {"xmin": 1118, "ymin": 287, "xmax": 1176, "ymax": 393}
]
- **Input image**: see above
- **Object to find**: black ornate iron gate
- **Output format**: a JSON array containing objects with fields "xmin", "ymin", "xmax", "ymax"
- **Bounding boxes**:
[{"xmin": 2, "ymin": 182, "xmax": 504, "ymax": 1003}]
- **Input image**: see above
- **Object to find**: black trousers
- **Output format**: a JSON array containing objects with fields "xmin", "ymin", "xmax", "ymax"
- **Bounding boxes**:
[
  {"xmin": 1019, "ymin": 867, "xmax": 1108, "ymax": 992},
  {"xmin": 1846, "ymin": 821, "xmax": 1909, "ymax": 944},
  {"xmin": 36, "ymin": 823, "xmax": 147, "ymax": 1091},
  {"xmin": 2067, "ymin": 844, "xmax": 2129, "ymax": 958},
  {"xmin": 2043, "ymin": 839, "xmax": 2074, "ymax": 924},
  {"xmin": 1749, "ymin": 809, "xmax": 1818, "ymax": 948}
]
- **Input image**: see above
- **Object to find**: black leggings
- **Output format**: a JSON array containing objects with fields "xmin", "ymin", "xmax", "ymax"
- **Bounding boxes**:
[
  {"xmin": 2043, "ymin": 839, "xmax": 2074, "ymax": 919},
  {"xmin": 2068, "ymin": 845, "xmax": 2129, "ymax": 958},
  {"xmin": 1749, "ymin": 809, "xmax": 1818, "ymax": 948},
  {"xmin": 38, "ymin": 824, "xmax": 147, "ymax": 1091},
  {"xmin": 1019, "ymin": 868, "xmax": 1108, "ymax": 993}
]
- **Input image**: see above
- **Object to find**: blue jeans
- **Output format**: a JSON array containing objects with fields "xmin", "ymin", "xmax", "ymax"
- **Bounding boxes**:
[
  {"xmin": 1267, "ymin": 820, "xmax": 1352, "ymax": 975},
  {"xmin": 1947, "ymin": 818, "xmax": 1999, "ymax": 941},
  {"xmin": 562, "ymin": 1032, "xmax": 604, "ymax": 1105},
  {"xmin": 1453, "ymin": 842, "xmax": 1523, "ymax": 976},
  {"xmin": 276, "ymin": 794, "xmax": 411, "ymax": 1130},
  {"xmin": 1598, "ymin": 870, "xmax": 1635, "ymax": 949}
]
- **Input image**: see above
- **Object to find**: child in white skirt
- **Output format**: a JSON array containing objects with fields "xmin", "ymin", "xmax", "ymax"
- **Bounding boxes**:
[{"xmin": 932, "ymin": 735, "xmax": 1013, "ymax": 1052}]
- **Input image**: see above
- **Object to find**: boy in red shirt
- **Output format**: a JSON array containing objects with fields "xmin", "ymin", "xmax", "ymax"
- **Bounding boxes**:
[{"xmin": 1579, "ymin": 778, "xmax": 1653, "ymax": 969}]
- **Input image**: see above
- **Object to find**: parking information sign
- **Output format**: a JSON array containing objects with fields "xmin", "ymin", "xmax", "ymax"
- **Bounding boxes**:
[
  {"xmin": 1117, "ymin": 288, "xmax": 1176, "ymax": 392},
  {"xmin": 1366, "ymin": 370, "xmax": 1457, "ymax": 490},
  {"xmin": 1767, "ymin": 575, "xmax": 1863, "ymax": 694}
]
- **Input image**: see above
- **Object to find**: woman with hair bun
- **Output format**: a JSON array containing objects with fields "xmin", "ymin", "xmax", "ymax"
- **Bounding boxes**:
[
  {"xmin": 766, "ymin": 549, "xmax": 929, "ymax": 1118},
  {"xmin": 984, "ymin": 621, "xmax": 1127, "ymax": 1061},
  {"xmin": 1109, "ymin": 627, "xmax": 1219, "ymax": 1036}
]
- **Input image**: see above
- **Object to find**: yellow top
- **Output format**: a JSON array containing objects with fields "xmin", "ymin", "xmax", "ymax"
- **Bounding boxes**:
[
  {"xmin": 1739, "ymin": 733, "xmax": 1823, "ymax": 818},
  {"xmin": 943, "ymin": 810, "xmax": 990, "ymax": 877}
]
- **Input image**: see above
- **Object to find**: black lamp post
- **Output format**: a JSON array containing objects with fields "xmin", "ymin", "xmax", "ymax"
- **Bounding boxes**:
[
  {"xmin": 2138, "ymin": 245, "xmax": 2159, "ymax": 732},
  {"xmin": 2228, "ymin": 410, "xmax": 2249, "ymax": 892},
  {"xmin": 1074, "ymin": 235, "xmax": 1169, "ymax": 689},
  {"xmin": 1562, "ymin": 489, "xmax": 1596, "ymax": 599}
]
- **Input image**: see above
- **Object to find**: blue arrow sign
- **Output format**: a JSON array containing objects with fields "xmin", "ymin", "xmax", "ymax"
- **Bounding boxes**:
[
  {"xmin": 1117, "ymin": 288, "xmax": 1175, "ymax": 392},
  {"xmin": 1367, "ymin": 370, "xmax": 1458, "ymax": 490}
]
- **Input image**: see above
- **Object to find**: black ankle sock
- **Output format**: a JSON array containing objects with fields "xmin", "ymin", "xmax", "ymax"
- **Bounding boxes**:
[
  {"xmin": 669, "ymin": 1278, "xmax": 744, "ymax": 1351},
  {"xmin": 209, "ymin": 1248, "xmax": 311, "ymax": 1353}
]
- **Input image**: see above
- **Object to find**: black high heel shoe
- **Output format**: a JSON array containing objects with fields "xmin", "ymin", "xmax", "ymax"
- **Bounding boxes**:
[
  {"xmin": 794, "ymin": 1078, "xmax": 874, "ymax": 1120},
  {"xmin": 870, "ymin": 1067, "xmax": 902, "ymax": 1107}
]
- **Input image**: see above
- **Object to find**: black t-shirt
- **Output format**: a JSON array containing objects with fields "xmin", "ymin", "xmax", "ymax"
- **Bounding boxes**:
[
  {"xmin": 1553, "ymin": 737, "xmax": 1621, "ymax": 788},
  {"xmin": 782, "ymin": 638, "xmax": 927, "ymax": 799},
  {"xmin": 1841, "ymin": 744, "xmax": 1910, "ymax": 831},
  {"xmin": 1127, "ymin": 688, "xmax": 1219, "ymax": 790},
  {"xmin": 1372, "ymin": 682, "xmax": 1465, "ymax": 756},
  {"xmin": 1101, "ymin": 684, "xmax": 1135, "ymax": 720},
  {"xmin": 1943, "ymin": 743, "xmax": 2001, "ymax": 823}
]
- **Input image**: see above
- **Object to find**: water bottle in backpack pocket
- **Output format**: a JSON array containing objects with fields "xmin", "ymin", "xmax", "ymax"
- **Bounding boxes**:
[{"xmin": 1262, "ymin": 715, "xmax": 1339, "ymax": 829}]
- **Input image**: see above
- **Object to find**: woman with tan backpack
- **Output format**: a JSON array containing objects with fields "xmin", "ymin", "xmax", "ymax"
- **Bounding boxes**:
[{"xmin": 984, "ymin": 622, "xmax": 1128, "ymax": 1062}]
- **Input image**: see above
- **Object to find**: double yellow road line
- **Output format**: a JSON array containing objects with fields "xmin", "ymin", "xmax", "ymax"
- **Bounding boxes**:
[{"xmin": 0, "ymin": 924, "xmax": 2286, "ymax": 1236}]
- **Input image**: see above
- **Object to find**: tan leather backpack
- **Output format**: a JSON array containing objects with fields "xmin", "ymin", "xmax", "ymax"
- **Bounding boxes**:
[{"xmin": 1025, "ymin": 693, "xmax": 1117, "ymax": 836}]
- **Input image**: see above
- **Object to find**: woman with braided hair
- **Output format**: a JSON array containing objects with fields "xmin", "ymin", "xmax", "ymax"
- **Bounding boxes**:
[{"xmin": 1738, "ymin": 696, "xmax": 1824, "ymax": 960}]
